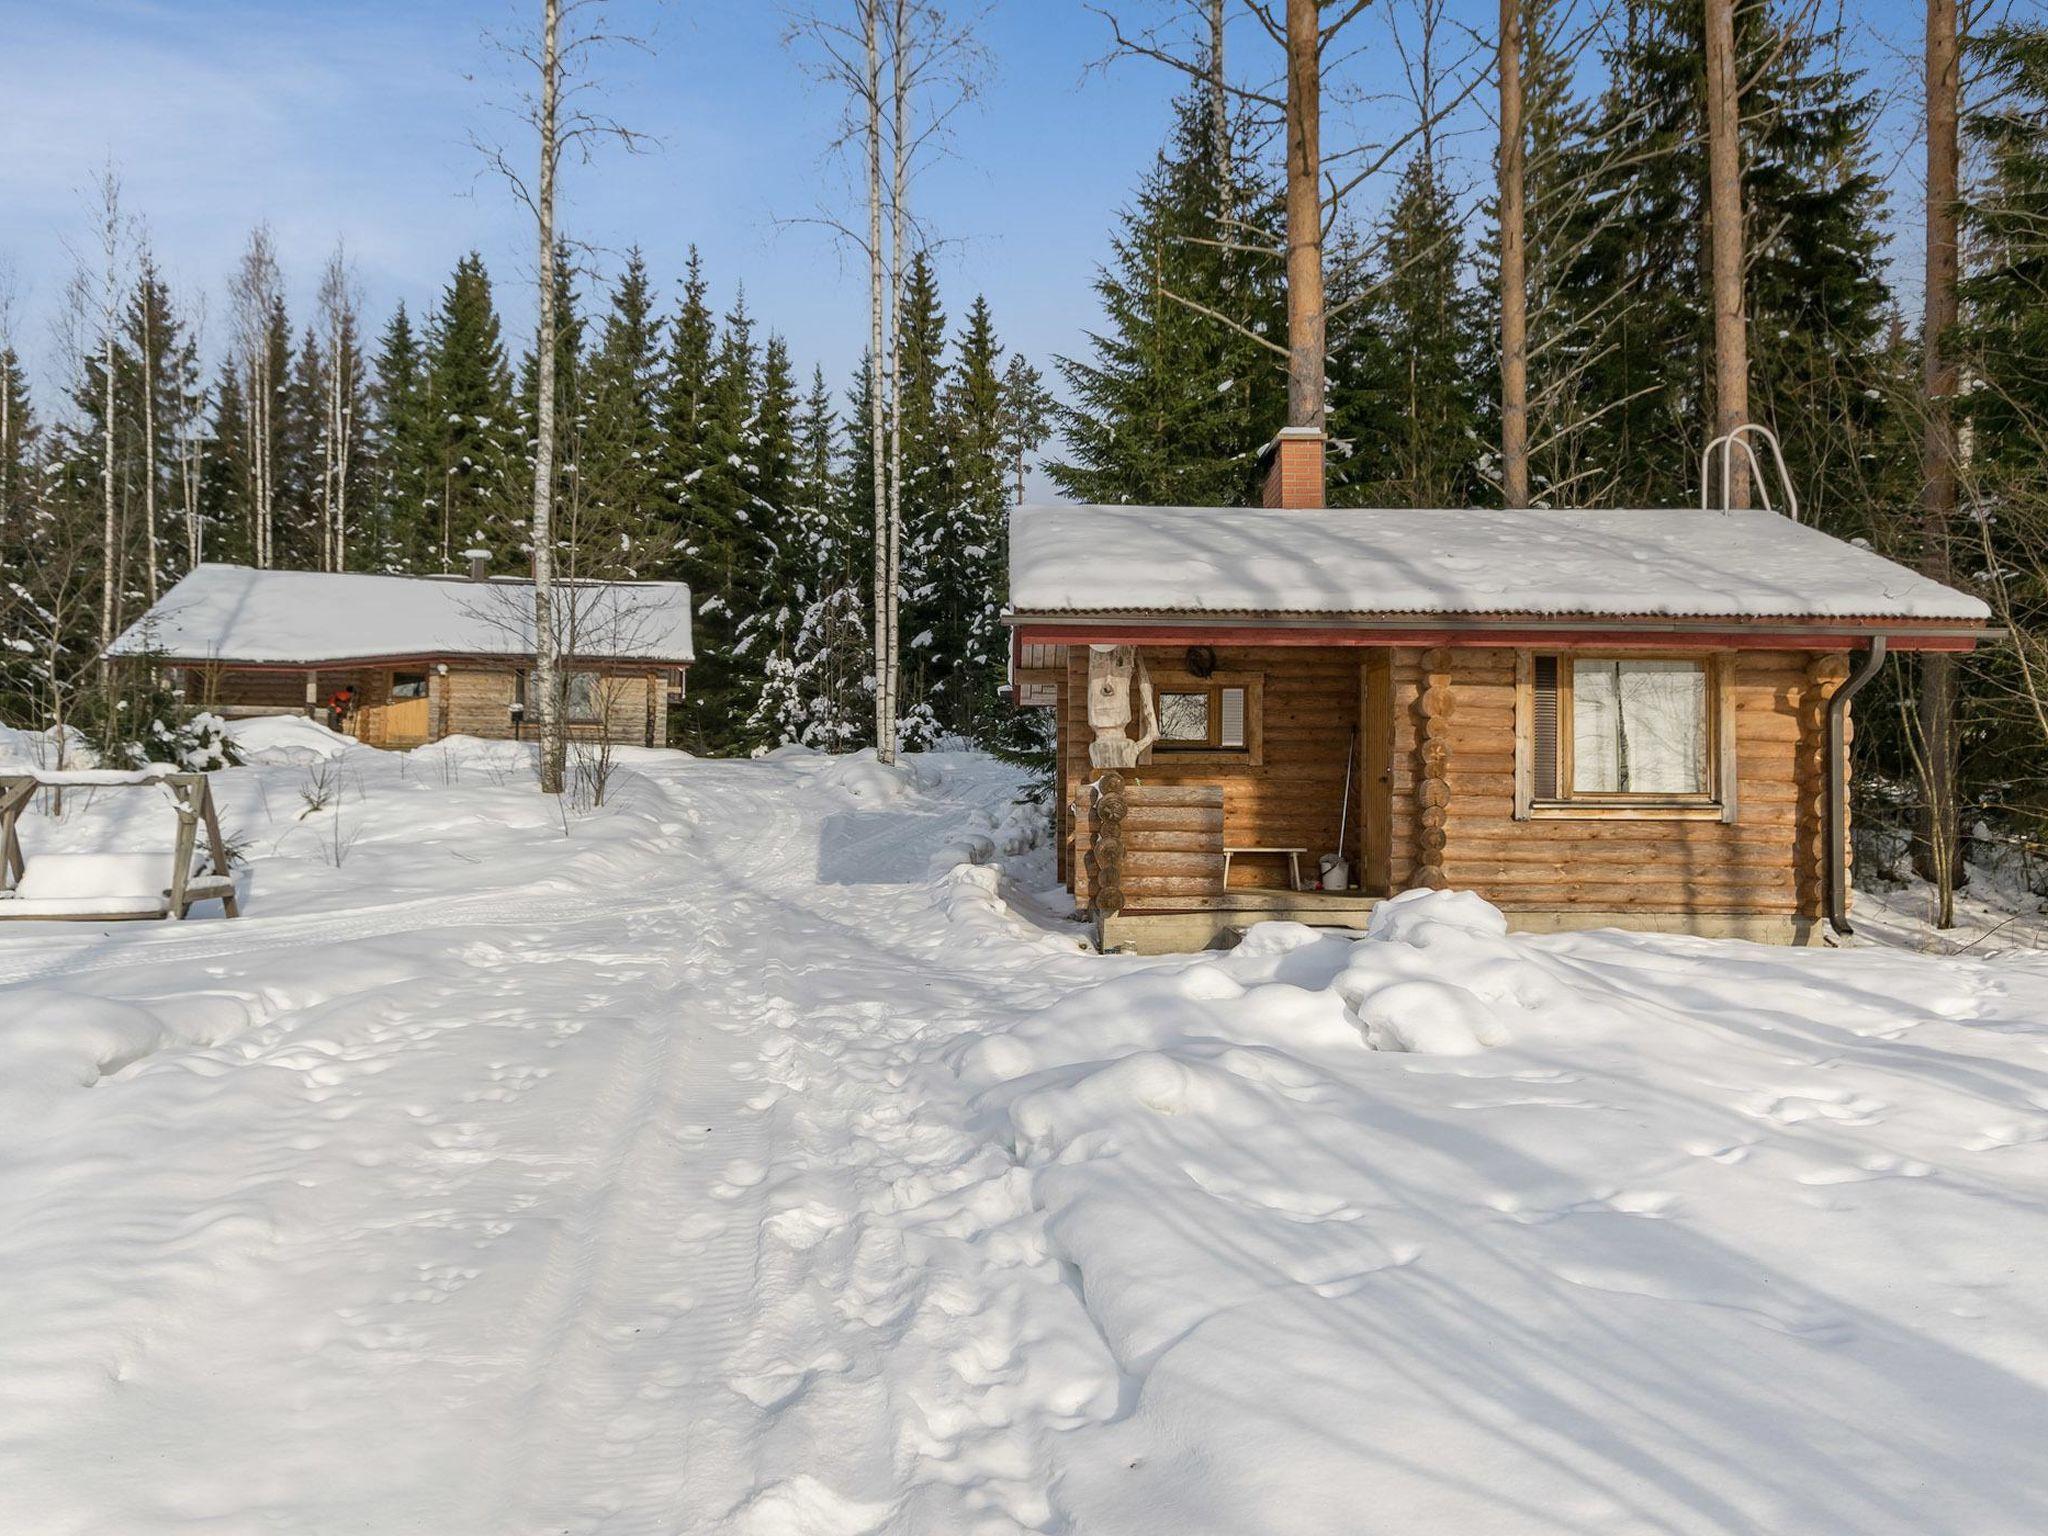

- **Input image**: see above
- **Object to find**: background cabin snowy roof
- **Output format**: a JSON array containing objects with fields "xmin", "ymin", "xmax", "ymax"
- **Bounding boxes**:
[
  {"xmin": 107, "ymin": 564, "xmax": 695, "ymax": 665},
  {"xmin": 1009, "ymin": 505, "xmax": 1991, "ymax": 625}
]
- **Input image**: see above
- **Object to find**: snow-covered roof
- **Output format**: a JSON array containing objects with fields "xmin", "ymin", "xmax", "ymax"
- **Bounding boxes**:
[
  {"xmin": 1009, "ymin": 505, "xmax": 1991, "ymax": 625},
  {"xmin": 108, "ymin": 564, "xmax": 695, "ymax": 665}
]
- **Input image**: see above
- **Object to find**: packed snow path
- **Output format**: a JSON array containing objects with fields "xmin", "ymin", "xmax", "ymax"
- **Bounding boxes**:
[
  {"xmin": 0, "ymin": 745, "xmax": 1114, "ymax": 1535},
  {"xmin": 3, "ymin": 731, "xmax": 2047, "ymax": 1536}
]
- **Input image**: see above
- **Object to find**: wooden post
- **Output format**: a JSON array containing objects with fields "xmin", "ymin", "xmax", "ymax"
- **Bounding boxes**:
[
  {"xmin": 199, "ymin": 777, "xmax": 239, "ymax": 918},
  {"xmin": 166, "ymin": 778, "xmax": 199, "ymax": 920},
  {"xmin": 1800, "ymin": 654, "xmax": 1850, "ymax": 921},
  {"xmin": 1415, "ymin": 648, "xmax": 1453, "ymax": 888},
  {"xmin": 1091, "ymin": 770, "xmax": 1128, "ymax": 918},
  {"xmin": 304, "ymin": 669, "xmax": 319, "ymax": 718}
]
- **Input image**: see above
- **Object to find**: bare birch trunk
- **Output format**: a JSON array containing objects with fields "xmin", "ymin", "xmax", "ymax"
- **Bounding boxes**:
[
  {"xmin": 864, "ymin": 0, "xmax": 893, "ymax": 762},
  {"xmin": 1916, "ymin": 0, "xmax": 1962, "ymax": 916},
  {"xmin": 1499, "ymin": 0, "xmax": 1530, "ymax": 509},
  {"xmin": 532, "ymin": 0, "xmax": 567, "ymax": 795},
  {"xmin": 96, "ymin": 181, "xmax": 121, "ymax": 676},
  {"xmin": 1704, "ymin": 0, "xmax": 1749, "ymax": 507},
  {"xmin": 884, "ymin": 0, "xmax": 910, "ymax": 760},
  {"xmin": 1282, "ymin": 0, "xmax": 1324, "ymax": 431},
  {"xmin": 141, "ymin": 289, "xmax": 160, "ymax": 605}
]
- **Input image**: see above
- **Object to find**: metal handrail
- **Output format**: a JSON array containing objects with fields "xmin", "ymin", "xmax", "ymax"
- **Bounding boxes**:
[{"xmin": 1700, "ymin": 423, "xmax": 1800, "ymax": 522}]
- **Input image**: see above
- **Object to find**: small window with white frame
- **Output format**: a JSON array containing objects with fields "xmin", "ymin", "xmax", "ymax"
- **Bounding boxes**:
[{"xmin": 1523, "ymin": 653, "xmax": 1728, "ymax": 816}]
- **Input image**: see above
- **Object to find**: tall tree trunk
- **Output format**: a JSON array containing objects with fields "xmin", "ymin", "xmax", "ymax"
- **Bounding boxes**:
[
  {"xmin": 141, "ymin": 294, "xmax": 159, "ymax": 605},
  {"xmin": 1282, "ymin": 0, "xmax": 1325, "ymax": 431},
  {"xmin": 865, "ymin": 0, "xmax": 893, "ymax": 762},
  {"xmin": 882, "ymin": 0, "xmax": 910, "ymax": 762},
  {"xmin": 100, "ymin": 303, "xmax": 118, "ymax": 673},
  {"xmin": 1704, "ymin": 0, "xmax": 1750, "ymax": 506},
  {"xmin": 531, "ymin": 0, "xmax": 566, "ymax": 795},
  {"xmin": 1208, "ymin": 0, "xmax": 1230, "ymax": 211},
  {"xmin": 1499, "ymin": 0, "xmax": 1530, "ymax": 509},
  {"xmin": 1916, "ymin": 0, "xmax": 1963, "ymax": 916}
]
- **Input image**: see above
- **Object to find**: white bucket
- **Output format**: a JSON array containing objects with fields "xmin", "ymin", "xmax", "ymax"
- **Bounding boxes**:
[{"xmin": 1318, "ymin": 854, "xmax": 1350, "ymax": 891}]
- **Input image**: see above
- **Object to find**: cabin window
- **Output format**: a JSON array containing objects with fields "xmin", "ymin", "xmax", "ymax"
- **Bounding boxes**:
[
  {"xmin": 1155, "ymin": 685, "xmax": 1250, "ymax": 752},
  {"xmin": 1139, "ymin": 670, "xmax": 1262, "ymax": 764},
  {"xmin": 1522, "ymin": 653, "xmax": 1729, "ymax": 818},
  {"xmin": 564, "ymin": 671, "xmax": 604, "ymax": 724},
  {"xmin": 390, "ymin": 671, "xmax": 429, "ymax": 701}
]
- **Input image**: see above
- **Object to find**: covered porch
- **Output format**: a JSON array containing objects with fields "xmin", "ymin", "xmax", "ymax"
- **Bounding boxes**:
[{"xmin": 1039, "ymin": 641, "xmax": 1401, "ymax": 952}]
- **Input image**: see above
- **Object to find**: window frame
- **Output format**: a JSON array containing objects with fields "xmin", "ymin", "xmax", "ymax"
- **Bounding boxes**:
[
  {"xmin": 562, "ymin": 669, "xmax": 606, "ymax": 725},
  {"xmin": 1140, "ymin": 670, "xmax": 1264, "ymax": 766},
  {"xmin": 1514, "ymin": 650, "xmax": 1736, "ymax": 823}
]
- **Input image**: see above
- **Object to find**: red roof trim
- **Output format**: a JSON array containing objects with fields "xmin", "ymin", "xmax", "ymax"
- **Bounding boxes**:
[{"xmin": 1014, "ymin": 622, "xmax": 1981, "ymax": 654}]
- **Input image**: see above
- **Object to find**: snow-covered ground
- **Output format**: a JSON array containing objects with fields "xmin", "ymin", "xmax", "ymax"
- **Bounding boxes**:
[{"xmin": 2, "ymin": 726, "xmax": 2045, "ymax": 1535}]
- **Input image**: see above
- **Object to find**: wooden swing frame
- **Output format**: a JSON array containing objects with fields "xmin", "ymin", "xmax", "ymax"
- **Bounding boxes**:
[{"xmin": 0, "ymin": 770, "xmax": 240, "ymax": 921}]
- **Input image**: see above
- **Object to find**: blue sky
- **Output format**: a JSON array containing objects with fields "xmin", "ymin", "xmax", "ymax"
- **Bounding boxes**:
[{"xmin": 0, "ymin": 0, "xmax": 1931, "ymax": 415}]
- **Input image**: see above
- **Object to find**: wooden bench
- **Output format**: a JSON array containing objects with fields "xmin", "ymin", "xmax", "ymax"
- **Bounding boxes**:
[{"xmin": 1223, "ymin": 846, "xmax": 1308, "ymax": 892}]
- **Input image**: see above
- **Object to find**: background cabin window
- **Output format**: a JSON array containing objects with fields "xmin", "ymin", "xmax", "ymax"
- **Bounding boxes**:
[
  {"xmin": 390, "ymin": 671, "xmax": 428, "ymax": 701},
  {"xmin": 1156, "ymin": 685, "xmax": 1249, "ymax": 752},
  {"xmin": 564, "ymin": 671, "xmax": 603, "ymax": 723},
  {"xmin": 1530, "ymin": 655, "xmax": 1714, "ymax": 804}
]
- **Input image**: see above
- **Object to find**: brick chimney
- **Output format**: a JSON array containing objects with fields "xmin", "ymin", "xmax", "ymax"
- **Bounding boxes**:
[
  {"xmin": 1261, "ymin": 426, "xmax": 1325, "ymax": 509},
  {"xmin": 463, "ymin": 547, "xmax": 491, "ymax": 581}
]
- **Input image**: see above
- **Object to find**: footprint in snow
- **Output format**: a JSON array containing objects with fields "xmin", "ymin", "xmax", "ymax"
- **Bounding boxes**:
[
  {"xmin": 1741, "ymin": 1088, "xmax": 1889, "ymax": 1127},
  {"xmin": 711, "ymin": 1158, "xmax": 769, "ymax": 1200},
  {"xmin": 1963, "ymin": 1117, "xmax": 2048, "ymax": 1151},
  {"xmin": 1795, "ymin": 1153, "xmax": 1934, "ymax": 1185}
]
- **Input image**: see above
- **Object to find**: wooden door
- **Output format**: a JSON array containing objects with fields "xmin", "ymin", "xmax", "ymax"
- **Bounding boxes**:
[{"xmin": 384, "ymin": 670, "xmax": 432, "ymax": 745}]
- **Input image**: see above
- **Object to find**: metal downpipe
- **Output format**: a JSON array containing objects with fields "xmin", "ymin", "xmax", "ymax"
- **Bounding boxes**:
[{"xmin": 1827, "ymin": 636, "xmax": 1887, "ymax": 937}]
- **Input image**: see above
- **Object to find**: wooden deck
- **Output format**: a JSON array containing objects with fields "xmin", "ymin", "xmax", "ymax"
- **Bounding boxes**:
[{"xmin": 1102, "ymin": 889, "xmax": 1383, "ymax": 953}]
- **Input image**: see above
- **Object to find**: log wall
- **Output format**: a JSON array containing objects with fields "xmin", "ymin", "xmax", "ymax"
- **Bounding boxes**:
[
  {"xmin": 180, "ymin": 663, "xmax": 669, "ymax": 750},
  {"xmin": 1061, "ymin": 645, "xmax": 1361, "ymax": 899},
  {"xmin": 1056, "ymin": 642, "xmax": 1848, "ymax": 927},
  {"xmin": 1405, "ymin": 647, "xmax": 1842, "ymax": 919}
]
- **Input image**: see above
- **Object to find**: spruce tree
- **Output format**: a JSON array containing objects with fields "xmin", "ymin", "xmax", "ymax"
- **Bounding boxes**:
[
  {"xmin": 423, "ymin": 252, "xmax": 520, "ymax": 569},
  {"xmin": 674, "ymin": 288, "xmax": 761, "ymax": 751},
  {"xmin": 656, "ymin": 246, "xmax": 718, "ymax": 574},
  {"xmin": 1331, "ymin": 154, "xmax": 1490, "ymax": 507},
  {"xmin": 368, "ymin": 303, "xmax": 435, "ymax": 569},
  {"xmin": 199, "ymin": 363, "xmax": 251, "ymax": 565},
  {"xmin": 1050, "ymin": 85, "xmax": 1285, "ymax": 506},
  {"xmin": 575, "ymin": 252, "xmax": 661, "ymax": 577},
  {"xmin": 1570, "ymin": 0, "xmax": 1893, "ymax": 517},
  {"xmin": 893, "ymin": 251, "xmax": 952, "ymax": 743}
]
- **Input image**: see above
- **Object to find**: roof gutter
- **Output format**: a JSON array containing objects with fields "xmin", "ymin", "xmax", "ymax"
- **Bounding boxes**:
[{"xmin": 1827, "ymin": 636, "xmax": 1887, "ymax": 938}]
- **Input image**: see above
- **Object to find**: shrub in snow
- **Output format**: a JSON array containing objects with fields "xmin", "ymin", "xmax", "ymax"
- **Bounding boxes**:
[{"xmin": 158, "ymin": 711, "xmax": 238, "ymax": 772}]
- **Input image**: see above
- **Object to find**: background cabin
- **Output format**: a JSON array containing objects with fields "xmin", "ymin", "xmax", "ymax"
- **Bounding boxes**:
[
  {"xmin": 1008, "ymin": 431, "xmax": 1990, "ymax": 953},
  {"xmin": 108, "ymin": 561, "xmax": 693, "ymax": 751}
]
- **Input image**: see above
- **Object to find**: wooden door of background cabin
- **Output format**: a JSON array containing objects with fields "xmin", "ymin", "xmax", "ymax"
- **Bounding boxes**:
[{"xmin": 384, "ymin": 671, "xmax": 431, "ymax": 744}]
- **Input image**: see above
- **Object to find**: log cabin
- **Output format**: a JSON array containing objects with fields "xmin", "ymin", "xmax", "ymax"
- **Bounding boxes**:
[
  {"xmin": 107, "ymin": 558, "xmax": 693, "ymax": 751},
  {"xmin": 1007, "ymin": 429, "xmax": 1993, "ymax": 953}
]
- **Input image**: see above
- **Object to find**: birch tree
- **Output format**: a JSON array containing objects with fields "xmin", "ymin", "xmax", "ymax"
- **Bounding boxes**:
[
  {"xmin": 477, "ymin": 0, "xmax": 648, "ymax": 795},
  {"xmin": 70, "ymin": 166, "xmax": 129, "ymax": 669},
  {"xmin": 316, "ymin": 244, "xmax": 364, "ymax": 573},
  {"xmin": 788, "ymin": 0, "xmax": 987, "ymax": 762},
  {"xmin": 228, "ymin": 226, "xmax": 284, "ymax": 569}
]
